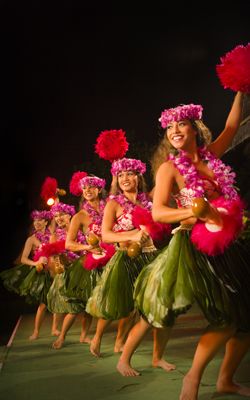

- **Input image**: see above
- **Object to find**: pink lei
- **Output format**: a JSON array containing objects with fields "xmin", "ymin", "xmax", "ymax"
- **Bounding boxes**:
[
  {"xmin": 169, "ymin": 147, "xmax": 244, "ymax": 255},
  {"xmin": 109, "ymin": 192, "xmax": 152, "ymax": 213},
  {"xmin": 81, "ymin": 199, "xmax": 106, "ymax": 236},
  {"xmin": 34, "ymin": 229, "xmax": 51, "ymax": 244},
  {"xmin": 168, "ymin": 147, "xmax": 239, "ymax": 200}
]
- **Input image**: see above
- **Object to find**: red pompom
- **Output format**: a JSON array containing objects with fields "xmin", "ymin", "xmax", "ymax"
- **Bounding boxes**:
[
  {"xmin": 191, "ymin": 197, "xmax": 244, "ymax": 255},
  {"xmin": 69, "ymin": 171, "xmax": 87, "ymax": 196},
  {"xmin": 83, "ymin": 243, "xmax": 115, "ymax": 270},
  {"xmin": 216, "ymin": 43, "xmax": 250, "ymax": 92},
  {"xmin": 33, "ymin": 240, "xmax": 66, "ymax": 260},
  {"xmin": 40, "ymin": 177, "xmax": 58, "ymax": 202},
  {"xmin": 95, "ymin": 129, "xmax": 129, "ymax": 162},
  {"xmin": 132, "ymin": 206, "xmax": 171, "ymax": 243}
]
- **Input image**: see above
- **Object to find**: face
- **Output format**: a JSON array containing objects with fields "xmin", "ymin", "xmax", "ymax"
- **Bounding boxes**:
[
  {"xmin": 54, "ymin": 212, "xmax": 71, "ymax": 228},
  {"xmin": 82, "ymin": 185, "xmax": 100, "ymax": 201},
  {"xmin": 166, "ymin": 119, "xmax": 197, "ymax": 150},
  {"xmin": 33, "ymin": 218, "xmax": 48, "ymax": 231},
  {"xmin": 117, "ymin": 170, "xmax": 138, "ymax": 192}
]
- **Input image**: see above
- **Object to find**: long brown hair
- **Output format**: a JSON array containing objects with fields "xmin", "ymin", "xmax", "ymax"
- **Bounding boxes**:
[{"xmin": 150, "ymin": 119, "xmax": 212, "ymax": 181}]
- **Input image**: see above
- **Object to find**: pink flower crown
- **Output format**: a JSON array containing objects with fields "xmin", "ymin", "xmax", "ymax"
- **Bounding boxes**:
[
  {"xmin": 31, "ymin": 210, "xmax": 52, "ymax": 220},
  {"xmin": 79, "ymin": 176, "xmax": 106, "ymax": 189},
  {"xmin": 159, "ymin": 104, "xmax": 203, "ymax": 128},
  {"xmin": 50, "ymin": 202, "xmax": 75, "ymax": 216},
  {"xmin": 111, "ymin": 157, "xmax": 146, "ymax": 176}
]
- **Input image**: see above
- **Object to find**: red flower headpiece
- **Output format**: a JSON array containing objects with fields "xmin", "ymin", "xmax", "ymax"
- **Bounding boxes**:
[
  {"xmin": 40, "ymin": 177, "xmax": 58, "ymax": 202},
  {"xmin": 216, "ymin": 43, "xmax": 250, "ymax": 93},
  {"xmin": 69, "ymin": 171, "xmax": 87, "ymax": 196},
  {"xmin": 95, "ymin": 129, "xmax": 129, "ymax": 162}
]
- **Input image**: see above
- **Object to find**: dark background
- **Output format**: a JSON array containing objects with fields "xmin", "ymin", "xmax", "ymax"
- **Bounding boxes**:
[{"xmin": 0, "ymin": 3, "xmax": 249, "ymax": 340}]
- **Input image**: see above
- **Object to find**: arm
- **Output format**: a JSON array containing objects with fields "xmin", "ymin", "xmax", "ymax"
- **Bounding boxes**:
[
  {"xmin": 65, "ymin": 211, "xmax": 93, "ymax": 252},
  {"xmin": 209, "ymin": 91, "xmax": 243, "ymax": 158},
  {"xmin": 20, "ymin": 236, "xmax": 44, "ymax": 266},
  {"xmin": 152, "ymin": 161, "xmax": 194, "ymax": 224},
  {"xmin": 101, "ymin": 200, "xmax": 147, "ymax": 243}
]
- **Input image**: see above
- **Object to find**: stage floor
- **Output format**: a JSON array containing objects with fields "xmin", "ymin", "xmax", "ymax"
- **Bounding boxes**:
[{"xmin": 0, "ymin": 304, "xmax": 249, "ymax": 400}]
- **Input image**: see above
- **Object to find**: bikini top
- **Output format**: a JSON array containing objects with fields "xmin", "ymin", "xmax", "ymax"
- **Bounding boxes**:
[
  {"xmin": 112, "ymin": 212, "xmax": 134, "ymax": 232},
  {"xmin": 173, "ymin": 176, "xmax": 220, "ymax": 208}
]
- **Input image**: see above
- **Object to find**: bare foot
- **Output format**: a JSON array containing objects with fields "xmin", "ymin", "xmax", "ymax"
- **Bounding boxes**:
[
  {"xmin": 79, "ymin": 335, "xmax": 92, "ymax": 344},
  {"xmin": 179, "ymin": 373, "xmax": 199, "ymax": 400},
  {"xmin": 29, "ymin": 331, "xmax": 39, "ymax": 340},
  {"xmin": 117, "ymin": 359, "xmax": 141, "ymax": 376},
  {"xmin": 217, "ymin": 381, "xmax": 250, "ymax": 397},
  {"xmin": 90, "ymin": 338, "xmax": 101, "ymax": 357},
  {"xmin": 114, "ymin": 343, "xmax": 124, "ymax": 353},
  {"xmin": 152, "ymin": 359, "xmax": 176, "ymax": 372},
  {"xmin": 52, "ymin": 337, "xmax": 64, "ymax": 349},
  {"xmin": 51, "ymin": 329, "xmax": 60, "ymax": 337}
]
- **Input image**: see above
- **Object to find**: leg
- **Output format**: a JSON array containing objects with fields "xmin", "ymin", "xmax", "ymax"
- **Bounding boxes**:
[
  {"xmin": 51, "ymin": 313, "xmax": 62, "ymax": 336},
  {"xmin": 29, "ymin": 303, "xmax": 47, "ymax": 340},
  {"xmin": 90, "ymin": 318, "xmax": 111, "ymax": 357},
  {"xmin": 152, "ymin": 327, "xmax": 176, "ymax": 371},
  {"xmin": 179, "ymin": 325, "xmax": 235, "ymax": 400},
  {"xmin": 114, "ymin": 311, "xmax": 137, "ymax": 353},
  {"xmin": 79, "ymin": 311, "xmax": 92, "ymax": 344},
  {"xmin": 216, "ymin": 332, "xmax": 250, "ymax": 396},
  {"xmin": 117, "ymin": 316, "xmax": 151, "ymax": 376},
  {"xmin": 52, "ymin": 313, "xmax": 76, "ymax": 349}
]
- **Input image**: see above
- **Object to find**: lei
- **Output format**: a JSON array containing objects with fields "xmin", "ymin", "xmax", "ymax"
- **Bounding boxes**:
[
  {"xmin": 169, "ymin": 147, "xmax": 238, "ymax": 200},
  {"xmin": 35, "ymin": 229, "xmax": 51, "ymax": 244},
  {"xmin": 109, "ymin": 192, "xmax": 152, "ymax": 212},
  {"xmin": 81, "ymin": 199, "xmax": 106, "ymax": 226}
]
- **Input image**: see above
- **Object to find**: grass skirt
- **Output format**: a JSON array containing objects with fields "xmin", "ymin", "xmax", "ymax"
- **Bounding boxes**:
[
  {"xmin": 134, "ymin": 230, "xmax": 250, "ymax": 330},
  {"xmin": 86, "ymin": 249, "xmax": 158, "ymax": 320},
  {"xmin": 63, "ymin": 256, "xmax": 102, "ymax": 305},
  {"xmin": 18, "ymin": 267, "xmax": 52, "ymax": 305},
  {"xmin": 0, "ymin": 264, "xmax": 31, "ymax": 295},
  {"xmin": 47, "ymin": 270, "xmax": 85, "ymax": 314}
]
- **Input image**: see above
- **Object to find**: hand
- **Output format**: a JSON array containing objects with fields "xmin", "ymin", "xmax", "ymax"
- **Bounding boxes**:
[
  {"xmin": 38, "ymin": 256, "xmax": 48, "ymax": 265},
  {"xmin": 132, "ymin": 229, "xmax": 149, "ymax": 244}
]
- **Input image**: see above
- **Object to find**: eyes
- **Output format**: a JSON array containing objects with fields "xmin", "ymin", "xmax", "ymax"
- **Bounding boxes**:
[
  {"xmin": 166, "ymin": 121, "xmax": 187, "ymax": 130},
  {"xmin": 82, "ymin": 185, "xmax": 97, "ymax": 190},
  {"xmin": 118, "ymin": 171, "xmax": 136, "ymax": 179}
]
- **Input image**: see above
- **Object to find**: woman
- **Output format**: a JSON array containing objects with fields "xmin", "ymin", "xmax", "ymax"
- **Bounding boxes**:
[
  {"xmin": 52, "ymin": 174, "xmax": 113, "ymax": 349},
  {"xmin": 0, "ymin": 210, "xmax": 58, "ymax": 340},
  {"xmin": 45, "ymin": 202, "xmax": 88, "ymax": 348},
  {"xmin": 86, "ymin": 158, "xmax": 173, "ymax": 370},
  {"xmin": 133, "ymin": 92, "xmax": 250, "ymax": 399}
]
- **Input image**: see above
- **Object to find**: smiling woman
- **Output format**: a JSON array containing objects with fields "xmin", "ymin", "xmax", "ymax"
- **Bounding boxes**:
[{"xmin": 131, "ymin": 91, "xmax": 250, "ymax": 399}]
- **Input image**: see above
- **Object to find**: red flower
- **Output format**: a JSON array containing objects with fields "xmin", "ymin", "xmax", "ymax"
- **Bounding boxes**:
[{"xmin": 95, "ymin": 129, "xmax": 129, "ymax": 162}]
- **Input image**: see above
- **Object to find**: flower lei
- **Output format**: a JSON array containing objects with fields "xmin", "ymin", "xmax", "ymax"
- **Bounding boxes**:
[
  {"xmin": 109, "ymin": 192, "xmax": 152, "ymax": 212},
  {"xmin": 169, "ymin": 147, "xmax": 238, "ymax": 200},
  {"xmin": 81, "ymin": 199, "xmax": 106, "ymax": 226},
  {"xmin": 35, "ymin": 229, "xmax": 51, "ymax": 244}
]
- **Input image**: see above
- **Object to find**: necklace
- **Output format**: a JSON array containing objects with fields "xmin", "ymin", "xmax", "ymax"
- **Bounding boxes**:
[
  {"xmin": 81, "ymin": 199, "xmax": 106, "ymax": 226},
  {"xmin": 109, "ymin": 192, "xmax": 152, "ymax": 213},
  {"xmin": 169, "ymin": 147, "xmax": 238, "ymax": 200},
  {"xmin": 35, "ymin": 229, "xmax": 51, "ymax": 243}
]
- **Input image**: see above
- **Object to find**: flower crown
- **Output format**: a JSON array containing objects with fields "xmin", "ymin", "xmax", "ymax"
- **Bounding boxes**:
[
  {"xmin": 159, "ymin": 104, "xmax": 203, "ymax": 128},
  {"xmin": 50, "ymin": 202, "xmax": 75, "ymax": 216},
  {"xmin": 79, "ymin": 176, "xmax": 106, "ymax": 189},
  {"xmin": 111, "ymin": 157, "xmax": 146, "ymax": 176},
  {"xmin": 31, "ymin": 210, "xmax": 52, "ymax": 220}
]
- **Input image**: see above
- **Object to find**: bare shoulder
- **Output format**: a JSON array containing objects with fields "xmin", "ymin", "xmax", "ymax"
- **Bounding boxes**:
[{"xmin": 156, "ymin": 160, "xmax": 176, "ymax": 178}]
